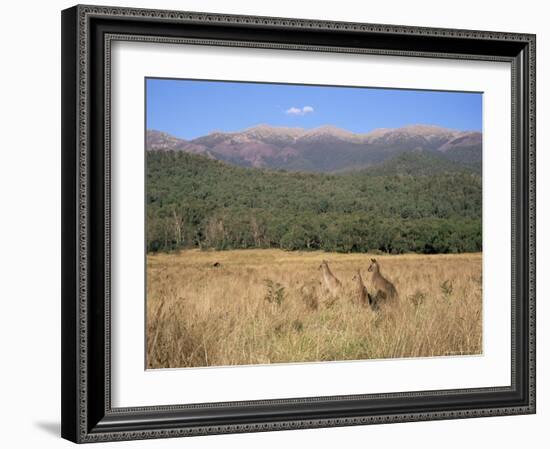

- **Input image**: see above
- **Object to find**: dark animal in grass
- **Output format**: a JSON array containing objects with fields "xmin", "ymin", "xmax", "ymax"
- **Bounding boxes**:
[{"xmin": 367, "ymin": 258, "xmax": 398, "ymax": 307}]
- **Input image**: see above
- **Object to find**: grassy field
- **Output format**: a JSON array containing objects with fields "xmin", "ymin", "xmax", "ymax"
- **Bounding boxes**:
[{"xmin": 146, "ymin": 249, "xmax": 482, "ymax": 369}]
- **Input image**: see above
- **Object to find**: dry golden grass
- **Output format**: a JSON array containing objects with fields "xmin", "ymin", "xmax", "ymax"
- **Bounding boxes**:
[{"xmin": 146, "ymin": 249, "xmax": 482, "ymax": 368}]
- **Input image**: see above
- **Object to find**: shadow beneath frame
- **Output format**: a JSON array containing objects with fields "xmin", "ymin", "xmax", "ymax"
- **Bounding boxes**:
[{"xmin": 34, "ymin": 421, "xmax": 60, "ymax": 437}]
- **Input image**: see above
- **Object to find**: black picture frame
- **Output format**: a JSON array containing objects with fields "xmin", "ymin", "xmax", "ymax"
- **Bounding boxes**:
[{"xmin": 61, "ymin": 4, "xmax": 536, "ymax": 443}]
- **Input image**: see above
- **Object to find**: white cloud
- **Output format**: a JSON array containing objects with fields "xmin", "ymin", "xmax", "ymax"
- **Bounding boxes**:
[
  {"xmin": 285, "ymin": 107, "xmax": 302, "ymax": 115},
  {"xmin": 285, "ymin": 105, "xmax": 314, "ymax": 116}
]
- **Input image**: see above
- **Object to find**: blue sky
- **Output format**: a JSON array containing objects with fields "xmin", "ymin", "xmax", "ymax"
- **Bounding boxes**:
[{"xmin": 146, "ymin": 78, "xmax": 482, "ymax": 140}]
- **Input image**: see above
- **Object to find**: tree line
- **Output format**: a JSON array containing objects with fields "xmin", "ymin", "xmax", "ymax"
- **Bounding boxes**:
[{"xmin": 146, "ymin": 151, "xmax": 482, "ymax": 254}]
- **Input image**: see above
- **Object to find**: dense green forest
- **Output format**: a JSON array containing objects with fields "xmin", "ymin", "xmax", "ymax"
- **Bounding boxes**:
[{"xmin": 146, "ymin": 151, "xmax": 482, "ymax": 254}]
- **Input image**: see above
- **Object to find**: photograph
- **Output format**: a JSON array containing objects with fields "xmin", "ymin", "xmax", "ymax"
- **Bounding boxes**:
[{"xmin": 145, "ymin": 79, "xmax": 483, "ymax": 369}]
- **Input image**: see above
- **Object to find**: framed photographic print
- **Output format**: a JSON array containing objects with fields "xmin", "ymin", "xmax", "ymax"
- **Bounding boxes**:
[{"xmin": 61, "ymin": 4, "xmax": 536, "ymax": 443}]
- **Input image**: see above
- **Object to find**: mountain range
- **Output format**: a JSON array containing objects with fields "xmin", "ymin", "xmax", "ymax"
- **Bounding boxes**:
[{"xmin": 146, "ymin": 124, "xmax": 482, "ymax": 173}]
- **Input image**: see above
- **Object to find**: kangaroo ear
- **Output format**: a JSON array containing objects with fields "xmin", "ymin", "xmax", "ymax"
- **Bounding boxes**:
[{"xmin": 371, "ymin": 258, "xmax": 376, "ymax": 262}]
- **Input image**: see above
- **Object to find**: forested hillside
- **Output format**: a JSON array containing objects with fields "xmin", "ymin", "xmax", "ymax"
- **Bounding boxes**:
[{"xmin": 147, "ymin": 151, "xmax": 482, "ymax": 254}]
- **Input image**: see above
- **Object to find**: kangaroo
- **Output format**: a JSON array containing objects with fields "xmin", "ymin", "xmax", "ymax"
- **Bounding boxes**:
[
  {"xmin": 351, "ymin": 269, "xmax": 373, "ymax": 308},
  {"xmin": 319, "ymin": 260, "xmax": 342, "ymax": 296},
  {"xmin": 367, "ymin": 258, "xmax": 398, "ymax": 305}
]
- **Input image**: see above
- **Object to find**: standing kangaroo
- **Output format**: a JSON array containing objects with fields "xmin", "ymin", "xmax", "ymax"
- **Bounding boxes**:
[
  {"xmin": 367, "ymin": 258, "xmax": 398, "ymax": 304},
  {"xmin": 319, "ymin": 260, "xmax": 342, "ymax": 296},
  {"xmin": 351, "ymin": 270, "xmax": 373, "ymax": 308}
]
